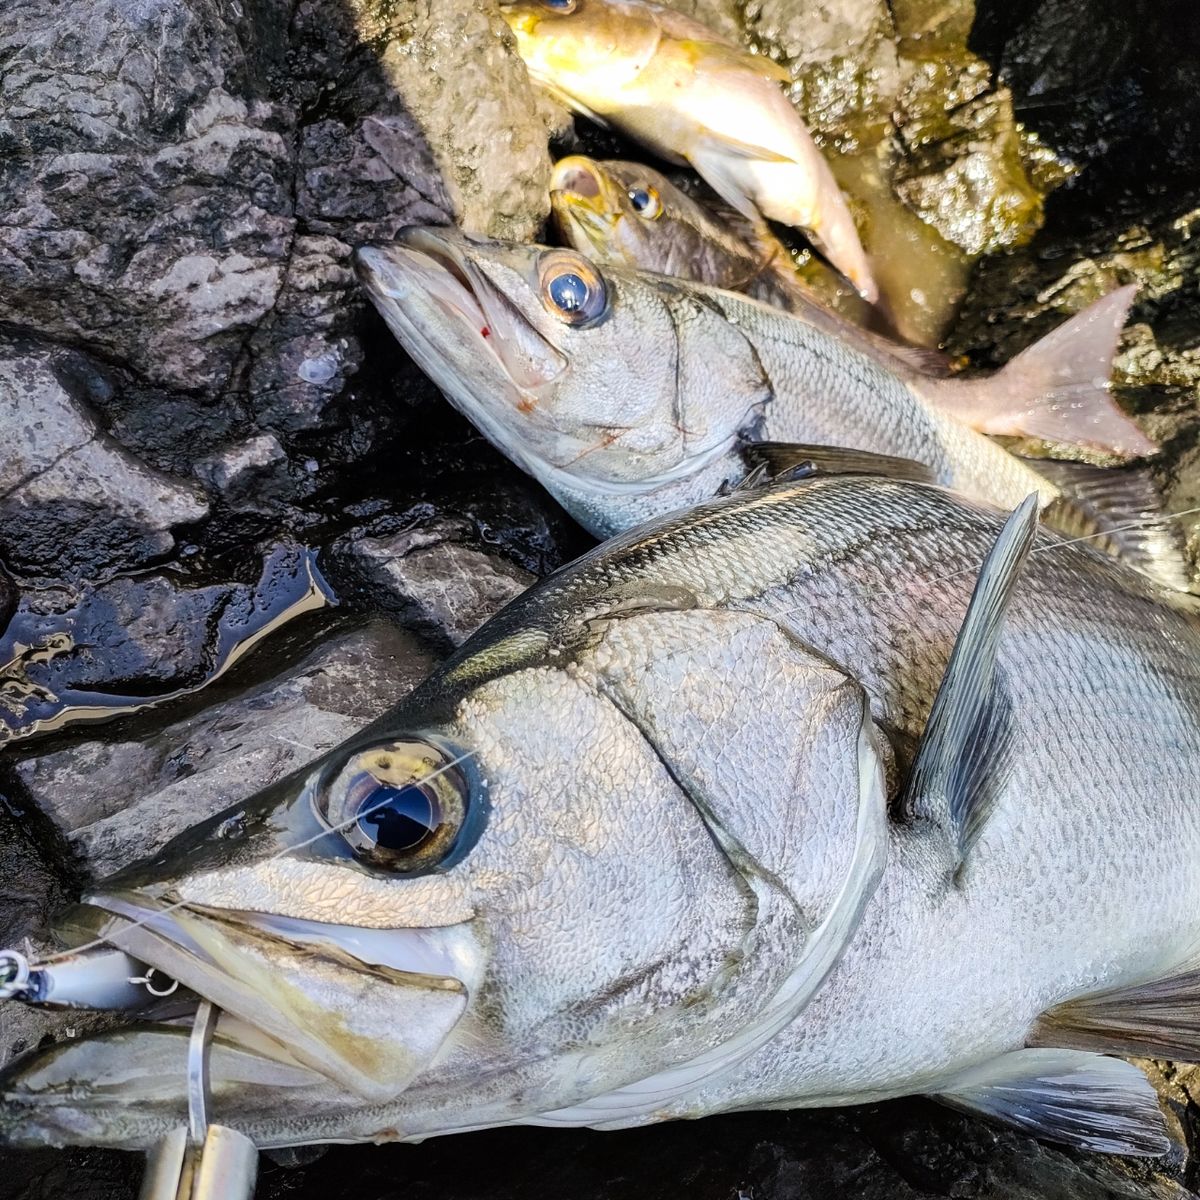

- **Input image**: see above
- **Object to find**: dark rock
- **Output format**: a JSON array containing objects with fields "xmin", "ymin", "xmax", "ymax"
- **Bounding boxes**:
[
  {"xmin": 0, "ymin": 337, "xmax": 208, "ymax": 579},
  {"xmin": 0, "ymin": 545, "xmax": 333, "ymax": 747},
  {"xmin": 11, "ymin": 618, "xmax": 435, "ymax": 878},
  {"xmin": 332, "ymin": 517, "xmax": 534, "ymax": 646}
]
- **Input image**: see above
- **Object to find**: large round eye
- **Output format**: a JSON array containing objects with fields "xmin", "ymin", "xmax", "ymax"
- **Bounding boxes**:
[
  {"xmin": 627, "ymin": 185, "xmax": 662, "ymax": 220},
  {"xmin": 537, "ymin": 250, "xmax": 609, "ymax": 327},
  {"xmin": 315, "ymin": 739, "xmax": 478, "ymax": 874},
  {"xmin": 540, "ymin": 0, "xmax": 577, "ymax": 10}
]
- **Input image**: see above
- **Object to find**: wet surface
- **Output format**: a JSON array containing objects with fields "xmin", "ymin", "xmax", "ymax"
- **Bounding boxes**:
[{"xmin": 0, "ymin": 0, "xmax": 1199, "ymax": 1194}]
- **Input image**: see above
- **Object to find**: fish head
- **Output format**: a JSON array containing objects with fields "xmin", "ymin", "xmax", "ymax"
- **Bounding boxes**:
[
  {"xmin": 356, "ymin": 228, "xmax": 770, "ymax": 531},
  {"xmin": 0, "ymin": 666, "xmax": 780, "ymax": 1148},
  {"xmin": 550, "ymin": 156, "xmax": 682, "ymax": 270},
  {"xmin": 500, "ymin": 0, "xmax": 659, "ymax": 104}
]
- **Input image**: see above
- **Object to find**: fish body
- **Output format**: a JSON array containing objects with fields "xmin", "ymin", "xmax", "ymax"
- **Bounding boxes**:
[
  {"xmin": 501, "ymin": 0, "xmax": 879, "ymax": 302},
  {"xmin": 4, "ymin": 477, "xmax": 1200, "ymax": 1153},
  {"xmin": 550, "ymin": 154, "xmax": 952, "ymax": 376},
  {"xmin": 356, "ymin": 230, "xmax": 1177, "ymax": 586}
]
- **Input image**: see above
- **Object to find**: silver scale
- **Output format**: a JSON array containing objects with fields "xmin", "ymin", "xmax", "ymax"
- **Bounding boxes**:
[{"xmin": 1, "ymin": 945, "xmax": 260, "ymax": 1200}]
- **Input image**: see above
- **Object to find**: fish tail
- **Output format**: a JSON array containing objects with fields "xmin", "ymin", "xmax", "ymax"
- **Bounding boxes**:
[{"xmin": 929, "ymin": 285, "xmax": 1156, "ymax": 459}]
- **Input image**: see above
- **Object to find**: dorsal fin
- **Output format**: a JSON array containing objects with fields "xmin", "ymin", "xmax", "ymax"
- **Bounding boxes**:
[
  {"xmin": 902, "ymin": 494, "xmax": 1039, "ymax": 864},
  {"xmin": 743, "ymin": 442, "xmax": 936, "ymax": 485}
]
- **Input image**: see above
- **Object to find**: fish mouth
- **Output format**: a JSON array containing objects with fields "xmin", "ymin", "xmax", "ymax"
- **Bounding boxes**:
[
  {"xmin": 356, "ymin": 230, "xmax": 567, "ymax": 394},
  {"xmin": 1, "ymin": 893, "xmax": 479, "ymax": 1149},
  {"xmin": 550, "ymin": 156, "xmax": 621, "ymax": 253}
]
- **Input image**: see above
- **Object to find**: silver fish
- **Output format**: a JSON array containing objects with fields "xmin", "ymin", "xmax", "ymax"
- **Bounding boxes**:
[
  {"xmin": 3, "ymin": 476, "xmax": 1198, "ymax": 1156},
  {"xmin": 357, "ymin": 228, "xmax": 1184, "ymax": 589}
]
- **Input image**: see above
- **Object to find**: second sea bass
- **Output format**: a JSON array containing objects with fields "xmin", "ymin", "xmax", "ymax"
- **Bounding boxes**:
[
  {"xmin": 356, "ymin": 230, "xmax": 1180, "ymax": 586},
  {"xmin": 550, "ymin": 154, "xmax": 950, "ymax": 377},
  {"xmin": 501, "ymin": 0, "xmax": 879, "ymax": 303}
]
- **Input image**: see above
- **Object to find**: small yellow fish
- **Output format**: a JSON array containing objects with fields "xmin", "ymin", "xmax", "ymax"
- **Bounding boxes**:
[{"xmin": 501, "ymin": 0, "xmax": 879, "ymax": 302}]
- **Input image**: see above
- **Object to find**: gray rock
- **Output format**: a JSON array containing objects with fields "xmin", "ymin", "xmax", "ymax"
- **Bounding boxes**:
[
  {"xmin": 333, "ymin": 518, "xmax": 534, "ymax": 646},
  {"xmin": 0, "ymin": 0, "xmax": 553, "ymax": 463},
  {"xmin": 0, "ymin": 337, "xmax": 208, "ymax": 578},
  {"xmin": 12, "ymin": 618, "xmax": 435, "ymax": 878}
]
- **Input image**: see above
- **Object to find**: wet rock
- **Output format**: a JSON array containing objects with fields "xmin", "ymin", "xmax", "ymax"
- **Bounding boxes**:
[
  {"xmin": 0, "ymin": 545, "xmax": 332, "ymax": 747},
  {"xmin": 895, "ymin": 86, "xmax": 1044, "ymax": 255},
  {"xmin": 11, "ymin": 618, "xmax": 434, "ymax": 878},
  {"xmin": 0, "ymin": 338, "xmax": 208, "ymax": 579},
  {"xmin": 333, "ymin": 517, "xmax": 534, "ymax": 647}
]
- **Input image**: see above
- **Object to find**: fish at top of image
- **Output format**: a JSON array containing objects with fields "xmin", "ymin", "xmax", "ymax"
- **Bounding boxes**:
[
  {"xmin": 356, "ymin": 228, "xmax": 1191, "ymax": 594},
  {"xmin": 549, "ymin": 154, "xmax": 952, "ymax": 379},
  {"xmin": 499, "ymin": 0, "xmax": 880, "ymax": 305}
]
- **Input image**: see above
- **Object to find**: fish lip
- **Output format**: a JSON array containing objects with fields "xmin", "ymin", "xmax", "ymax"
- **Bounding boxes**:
[
  {"xmin": 33, "ymin": 891, "xmax": 477, "ymax": 1103},
  {"xmin": 358, "ymin": 229, "xmax": 568, "ymax": 393},
  {"xmin": 550, "ymin": 157, "xmax": 622, "ymax": 253}
]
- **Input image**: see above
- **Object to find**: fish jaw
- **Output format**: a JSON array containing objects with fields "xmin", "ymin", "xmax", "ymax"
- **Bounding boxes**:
[
  {"xmin": 0, "ymin": 896, "xmax": 483, "ymax": 1149},
  {"xmin": 550, "ymin": 156, "xmax": 625, "ymax": 260}
]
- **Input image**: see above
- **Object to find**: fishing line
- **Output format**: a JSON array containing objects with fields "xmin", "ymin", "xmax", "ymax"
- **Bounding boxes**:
[
  {"xmin": 21, "ymin": 748, "xmax": 478, "ymax": 972},
  {"xmin": 921, "ymin": 501, "xmax": 1200, "ymax": 589}
]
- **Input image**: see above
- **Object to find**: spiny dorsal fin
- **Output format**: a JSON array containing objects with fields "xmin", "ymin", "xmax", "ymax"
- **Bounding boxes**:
[
  {"xmin": 1030, "ymin": 960, "xmax": 1200, "ymax": 1062},
  {"xmin": 934, "ymin": 1048, "xmax": 1171, "ymax": 1157},
  {"xmin": 902, "ymin": 494, "xmax": 1039, "ymax": 863},
  {"xmin": 743, "ymin": 443, "xmax": 936, "ymax": 485}
]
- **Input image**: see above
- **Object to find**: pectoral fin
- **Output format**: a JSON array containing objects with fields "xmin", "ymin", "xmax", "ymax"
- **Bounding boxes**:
[
  {"xmin": 687, "ymin": 137, "xmax": 797, "ymax": 224},
  {"xmin": 901, "ymin": 495, "xmax": 1039, "ymax": 863},
  {"xmin": 1030, "ymin": 961, "xmax": 1200, "ymax": 1062},
  {"xmin": 743, "ymin": 442, "xmax": 936, "ymax": 485},
  {"xmin": 934, "ymin": 1049, "xmax": 1171, "ymax": 1156}
]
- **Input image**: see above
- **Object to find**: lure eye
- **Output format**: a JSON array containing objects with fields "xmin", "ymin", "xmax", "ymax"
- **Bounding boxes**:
[
  {"xmin": 627, "ymin": 186, "xmax": 662, "ymax": 220},
  {"xmin": 541, "ymin": 0, "xmax": 577, "ymax": 10},
  {"xmin": 537, "ymin": 250, "xmax": 609, "ymax": 327},
  {"xmin": 316, "ymin": 739, "xmax": 479, "ymax": 874}
]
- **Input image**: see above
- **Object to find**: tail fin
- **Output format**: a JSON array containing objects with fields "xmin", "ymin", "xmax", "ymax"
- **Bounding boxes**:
[{"xmin": 929, "ymin": 286, "xmax": 1157, "ymax": 459}]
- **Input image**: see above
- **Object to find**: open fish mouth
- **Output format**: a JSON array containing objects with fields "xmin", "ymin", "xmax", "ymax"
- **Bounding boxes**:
[
  {"xmin": 550, "ymin": 157, "xmax": 622, "ymax": 252},
  {"xmin": 356, "ymin": 229, "xmax": 567, "ymax": 394},
  {"xmin": 0, "ymin": 895, "xmax": 478, "ymax": 1149}
]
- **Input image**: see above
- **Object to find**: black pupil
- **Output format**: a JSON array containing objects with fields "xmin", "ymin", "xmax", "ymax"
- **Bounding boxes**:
[
  {"xmin": 357, "ymin": 784, "xmax": 438, "ymax": 852},
  {"xmin": 629, "ymin": 189, "xmax": 650, "ymax": 211},
  {"xmin": 548, "ymin": 271, "xmax": 589, "ymax": 313}
]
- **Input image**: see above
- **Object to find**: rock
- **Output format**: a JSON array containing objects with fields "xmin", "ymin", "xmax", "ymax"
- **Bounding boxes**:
[
  {"xmin": 894, "ymin": 87, "xmax": 1044, "ymax": 255},
  {"xmin": 0, "ymin": 544, "xmax": 332, "ymax": 747},
  {"xmin": 194, "ymin": 432, "xmax": 289, "ymax": 510},
  {"xmin": 0, "ymin": 0, "xmax": 553, "ymax": 495},
  {"xmin": 10, "ymin": 618, "xmax": 435, "ymax": 878},
  {"xmin": 332, "ymin": 517, "xmax": 534, "ymax": 646},
  {"xmin": 0, "ymin": 337, "xmax": 208, "ymax": 579}
]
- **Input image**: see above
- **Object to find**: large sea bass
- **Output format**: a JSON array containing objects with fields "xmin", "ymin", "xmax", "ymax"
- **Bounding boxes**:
[
  {"xmin": 3, "ymin": 476, "xmax": 1200, "ymax": 1156},
  {"xmin": 357, "ymin": 229, "xmax": 1184, "ymax": 589}
]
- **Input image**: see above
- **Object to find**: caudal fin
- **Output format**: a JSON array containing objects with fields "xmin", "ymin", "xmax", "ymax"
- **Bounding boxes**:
[{"xmin": 931, "ymin": 286, "xmax": 1157, "ymax": 459}]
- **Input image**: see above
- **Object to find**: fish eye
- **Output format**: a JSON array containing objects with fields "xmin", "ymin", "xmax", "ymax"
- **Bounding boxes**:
[
  {"xmin": 537, "ymin": 250, "xmax": 609, "ymax": 327},
  {"xmin": 315, "ymin": 739, "xmax": 480, "ymax": 874},
  {"xmin": 540, "ymin": 0, "xmax": 577, "ymax": 10},
  {"xmin": 627, "ymin": 186, "xmax": 662, "ymax": 220}
]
